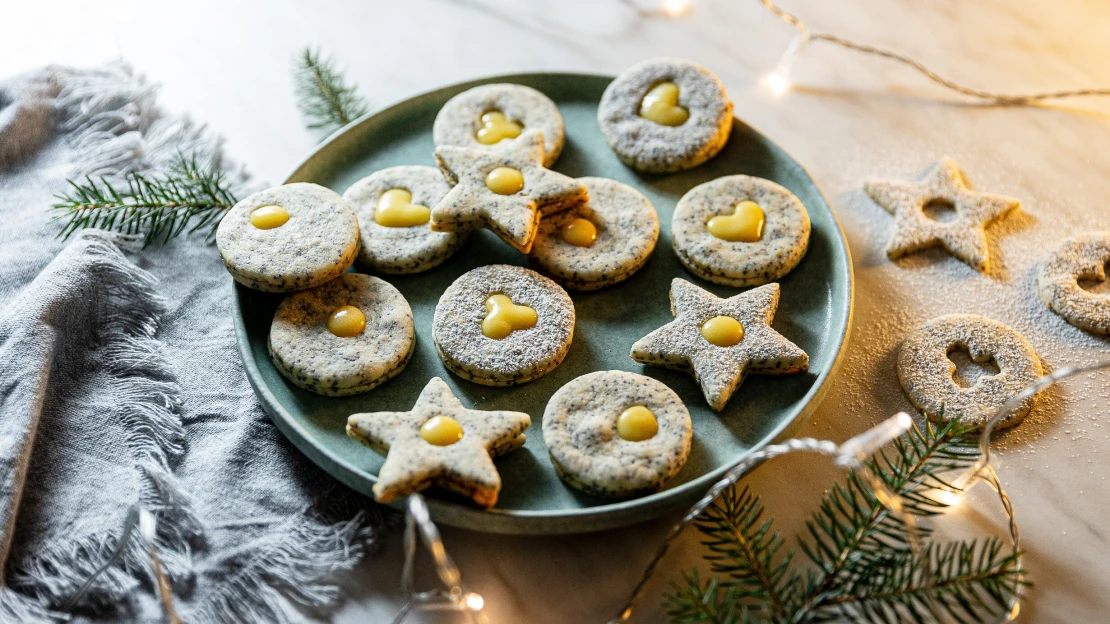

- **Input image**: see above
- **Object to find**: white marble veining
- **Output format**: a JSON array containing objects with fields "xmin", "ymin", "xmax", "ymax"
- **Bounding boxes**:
[{"xmin": 5, "ymin": 0, "xmax": 1110, "ymax": 621}]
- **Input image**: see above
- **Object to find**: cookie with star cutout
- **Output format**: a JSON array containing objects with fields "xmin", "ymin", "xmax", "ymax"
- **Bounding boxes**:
[
  {"xmin": 343, "ymin": 166, "xmax": 467, "ymax": 274},
  {"xmin": 432, "ymin": 129, "xmax": 589, "ymax": 253},
  {"xmin": 630, "ymin": 279, "xmax": 808, "ymax": 411},
  {"xmin": 268, "ymin": 273, "xmax": 415, "ymax": 396},
  {"xmin": 543, "ymin": 371, "xmax": 692, "ymax": 498},
  {"xmin": 598, "ymin": 57, "xmax": 733, "ymax": 173},
  {"xmin": 346, "ymin": 377, "xmax": 532, "ymax": 507},
  {"xmin": 864, "ymin": 157, "xmax": 1020, "ymax": 273},
  {"xmin": 433, "ymin": 83, "xmax": 565, "ymax": 167},
  {"xmin": 1037, "ymin": 232, "xmax": 1110, "ymax": 335},
  {"xmin": 528, "ymin": 177, "xmax": 660, "ymax": 291},
  {"xmin": 432, "ymin": 264, "xmax": 575, "ymax": 386},
  {"xmin": 671, "ymin": 175, "xmax": 810, "ymax": 287},
  {"xmin": 216, "ymin": 183, "xmax": 360, "ymax": 293},
  {"xmin": 898, "ymin": 315, "xmax": 1041, "ymax": 429}
]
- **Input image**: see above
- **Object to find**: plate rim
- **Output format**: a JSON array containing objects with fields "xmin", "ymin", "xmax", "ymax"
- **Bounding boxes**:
[{"xmin": 233, "ymin": 71, "xmax": 856, "ymax": 534}]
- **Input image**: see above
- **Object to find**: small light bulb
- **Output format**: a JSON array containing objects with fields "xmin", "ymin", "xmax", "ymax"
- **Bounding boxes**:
[
  {"xmin": 661, "ymin": 0, "xmax": 692, "ymax": 17},
  {"xmin": 763, "ymin": 71, "xmax": 790, "ymax": 96},
  {"xmin": 465, "ymin": 592, "xmax": 485, "ymax": 611},
  {"xmin": 936, "ymin": 490, "xmax": 963, "ymax": 508}
]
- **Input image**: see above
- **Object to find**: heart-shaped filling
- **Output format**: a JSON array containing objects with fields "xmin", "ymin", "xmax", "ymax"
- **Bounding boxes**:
[
  {"xmin": 707, "ymin": 200, "xmax": 766, "ymax": 242},
  {"xmin": 476, "ymin": 110, "xmax": 523, "ymax": 145},
  {"xmin": 639, "ymin": 81, "xmax": 689, "ymax": 126},
  {"xmin": 374, "ymin": 188, "xmax": 430, "ymax": 227}
]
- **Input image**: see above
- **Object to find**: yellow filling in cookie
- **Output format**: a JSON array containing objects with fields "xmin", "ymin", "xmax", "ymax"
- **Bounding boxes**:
[
  {"xmin": 250, "ymin": 204, "xmax": 289, "ymax": 229},
  {"xmin": 481, "ymin": 293, "xmax": 537, "ymax": 339},
  {"xmin": 327, "ymin": 305, "xmax": 366, "ymax": 337},
  {"xmin": 420, "ymin": 415, "xmax": 464, "ymax": 446},
  {"xmin": 639, "ymin": 82, "xmax": 689, "ymax": 126},
  {"xmin": 476, "ymin": 110, "xmax": 523, "ymax": 145},
  {"xmin": 701, "ymin": 315, "xmax": 744, "ymax": 347},
  {"xmin": 707, "ymin": 200, "xmax": 765, "ymax": 242},
  {"xmin": 617, "ymin": 405, "xmax": 659, "ymax": 441},
  {"xmin": 374, "ymin": 188, "xmax": 430, "ymax": 227},
  {"xmin": 485, "ymin": 166, "xmax": 525, "ymax": 195},
  {"xmin": 561, "ymin": 218, "xmax": 598, "ymax": 247}
]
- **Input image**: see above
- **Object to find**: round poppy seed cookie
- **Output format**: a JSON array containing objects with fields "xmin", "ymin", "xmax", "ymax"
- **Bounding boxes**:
[
  {"xmin": 343, "ymin": 166, "xmax": 467, "ymax": 274},
  {"xmin": 528, "ymin": 177, "xmax": 659, "ymax": 290},
  {"xmin": 1037, "ymin": 232, "xmax": 1110, "ymax": 334},
  {"xmin": 216, "ymin": 183, "xmax": 359, "ymax": 293},
  {"xmin": 432, "ymin": 264, "xmax": 575, "ymax": 386},
  {"xmin": 543, "ymin": 370, "xmax": 692, "ymax": 498},
  {"xmin": 433, "ymin": 83, "xmax": 565, "ymax": 167},
  {"xmin": 672, "ymin": 175, "xmax": 810, "ymax": 287},
  {"xmin": 598, "ymin": 58, "xmax": 733, "ymax": 173},
  {"xmin": 897, "ymin": 314, "xmax": 1042, "ymax": 430},
  {"xmin": 269, "ymin": 273, "xmax": 415, "ymax": 396}
]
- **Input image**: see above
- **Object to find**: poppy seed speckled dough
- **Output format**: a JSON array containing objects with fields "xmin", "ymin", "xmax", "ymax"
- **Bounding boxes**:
[
  {"xmin": 269, "ymin": 273, "xmax": 415, "ymax": 396},
  {"xmin": 216, "ymin": 183, "xmax": 360, "ymax": 293},
  {"xmin": 343, "ymin": 166, "xmax": 467, "ymax": 274},
  {"xmin": 897, "ymin": 315, "xmax": 1042, "ymax": 430},
  {"xmin": 1037, "ymin": 232, "xmax": 1110, "ymax": 335},
  {"xmin": 673, "ymin": 175, "xmax": 810, "ymax": 287},
  {"xmin": 433, "ymin": 83, "xmax": 565, "ymax": 167},
  {"xmin": 598, "ymin": 58, "xmax": 733, "ymax": 173},
  {"xmin": 346, "ymin": 377, "xmax": 531, "ymax": 508},
  {"xmin": 433, "ymin": 264, "xmax": 575, "ymax": 386},
  {"xmin": 543, "ymin": 371, "xmax": 692, "ymax": 498},
  {"xmin": 528, "ymin": 177, "xmax": 659, "ymax": 291}
]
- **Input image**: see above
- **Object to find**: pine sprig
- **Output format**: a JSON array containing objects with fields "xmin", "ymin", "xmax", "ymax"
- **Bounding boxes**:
[
  {"xmin": 294, "ymin": 48, "xmax": 370, "ymax": 132},
  {"xmin": 665, "ymin": 421, "xmax": 1025, "ymax": 624},
  {"xmin": 51, "ymin": 153, "xmax": 238, "ymax": 247}
]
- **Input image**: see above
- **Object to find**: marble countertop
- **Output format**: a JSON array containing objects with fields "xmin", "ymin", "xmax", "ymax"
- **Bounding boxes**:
[{"xmin": 5, "ymin": 0, "xmax": 1109, "ymax": 621}]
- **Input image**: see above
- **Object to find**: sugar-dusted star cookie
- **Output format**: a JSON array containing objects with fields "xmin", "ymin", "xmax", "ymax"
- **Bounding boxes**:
[
  {"xmin": 864, "ymin": 157, "xmax": 1020, "ymax": 273},
  {"xmin": 346, "ymin": 377, "xmax": 531, "ymax": 507},
  {"xmin": 432, "ymin": 128, "xmax": 589, "ymax": 253},
  {"xmin": 630, "ymin": 279, "xmax": 808, "ymax": 411}
]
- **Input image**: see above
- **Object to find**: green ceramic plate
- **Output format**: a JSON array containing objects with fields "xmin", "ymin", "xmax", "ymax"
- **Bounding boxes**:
[{"xmin": 233, "ymin": 73, "xmax": 854, "ymax": 535}]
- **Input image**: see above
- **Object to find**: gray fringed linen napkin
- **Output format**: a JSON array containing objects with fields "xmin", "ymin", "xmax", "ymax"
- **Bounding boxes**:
[{"xmin": 0, "ymin": 64, "xmax": 388, "ymax": 623}]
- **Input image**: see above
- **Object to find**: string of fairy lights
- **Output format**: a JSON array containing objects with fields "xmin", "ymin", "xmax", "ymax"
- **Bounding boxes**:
[{"xmin": 58, "ymin": 1, "xmax": 1110, "ymax": 622}]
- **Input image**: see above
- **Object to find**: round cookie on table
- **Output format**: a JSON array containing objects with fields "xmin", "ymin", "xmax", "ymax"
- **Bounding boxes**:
[
  {"xmin": 1037, "ymin": 232, "xmax": 1110, "ymax": 335},
  {"xmin": 216, "ymin": 183, "xmax": 359, "ymax": 292},
  {"xmin": 432, "ymin": 264, "xmax": 575, "ymax": 386},
  {"xmin": 597, "ymin": 57, "xmax": 733, "ymax": 173},
  {"xmin": 343, "ymin": 165, "xmax": 466, "ymax": 274},
  {"xmin": 543, "ymin": 370, "xmax": 692, "ymax": 498},
  {"xmin": 897, "ymin": 314, "xmax": 1042, "ymax": 429},
  {"xmin": 433, "ymin": 83, "xmax": 565, "ymax": 167},
  {"xmin": 269, "ymin": 273, "xmax": 415, "ymax": 396},
  {"xmin": 672, "ymin": 175, "xmax": 810, "ymax": 287},
  {"xmin": 528, "ymin": 177, "xmax": 659, "ymax": 291}
]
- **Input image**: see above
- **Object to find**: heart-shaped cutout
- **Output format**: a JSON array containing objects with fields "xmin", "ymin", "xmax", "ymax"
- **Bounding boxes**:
[
  {"xmin": 639, "ymin": 82, "xmax": 689, "ymax": 126},
  {"xmin": 375, "ymin": 188, "xmax": 430, "ymax": 227},
  {"xmin": 482, "ymin": 293, "xmax": 537, "ymax": 339},
  {"xmin": 707, "ymin": 200, "xmax": 766, "ymax": 242},
  {"xmin": 476, "ymin": 110, "xmax": 523, "ymax": 145}
]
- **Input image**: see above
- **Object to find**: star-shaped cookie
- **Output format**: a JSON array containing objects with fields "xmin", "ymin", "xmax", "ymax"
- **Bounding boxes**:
[
  {"xmin": 432, "ymin": 129, "xmax": 588, "ymax": 253},
  {"xmin": 346, "ymin": 377, "xmax": 531, "ymax": 508},
  {"xmin": 864, "ymin": 156, "xmax": 1020, "ymax": 272},
  {"xmin": 630, "ymin": 279, "xmax": 808, "ymax": 411}
]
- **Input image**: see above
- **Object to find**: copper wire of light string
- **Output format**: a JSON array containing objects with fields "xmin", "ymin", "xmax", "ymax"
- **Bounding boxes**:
[{"xmin": 759, "ymin": 0, "xmax": 1110, "ymax": 103}]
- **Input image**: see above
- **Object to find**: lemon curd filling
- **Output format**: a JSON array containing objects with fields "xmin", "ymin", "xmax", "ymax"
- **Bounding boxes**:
[
  {"xmin": 374, "ymin": 188, "xmax": 431, "ymax": 227},
  {"xmin": 327, "ymin": 305, "xmax": 366, "ymax": 337},
  {"xmin": 481, "ymin": 293, "xmax": 537, "ymax": 339},
  {"xmin": 485, "ymin": 166, "xmax": 525, "ymax": 195},
  {"xmin": 701, "ymin": 315, "xmax": 744, "ymax": 347},
  {"xmin": 420, "ymin": 415, "xmax": 464, "ymax": 446},
  {"xmin": 560, "ymin": 218, "xmax": 598, "ymax": 247},
  {"xmin": 707, "ymin": 200, "xmax": 766, "ymax": 242},
  {"xmin": 639, "ymin": 82, "xmax": 689, "ymax": 126},
  {"xmin": 249, "ymin": 204, "xmax": 289, "ymax": 229},
  {"xmin": 617, "ymin": 405, "xmax": 659, "ymax": 441},
  {"xmin": 476, "ymin": 110, "xmax": 523, "ymax": 145}
]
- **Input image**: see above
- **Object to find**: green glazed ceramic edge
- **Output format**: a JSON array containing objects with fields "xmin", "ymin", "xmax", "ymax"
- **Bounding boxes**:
[{"xmin": 232, "ymin": 72, "xmax": 855, "ymax": 535}]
